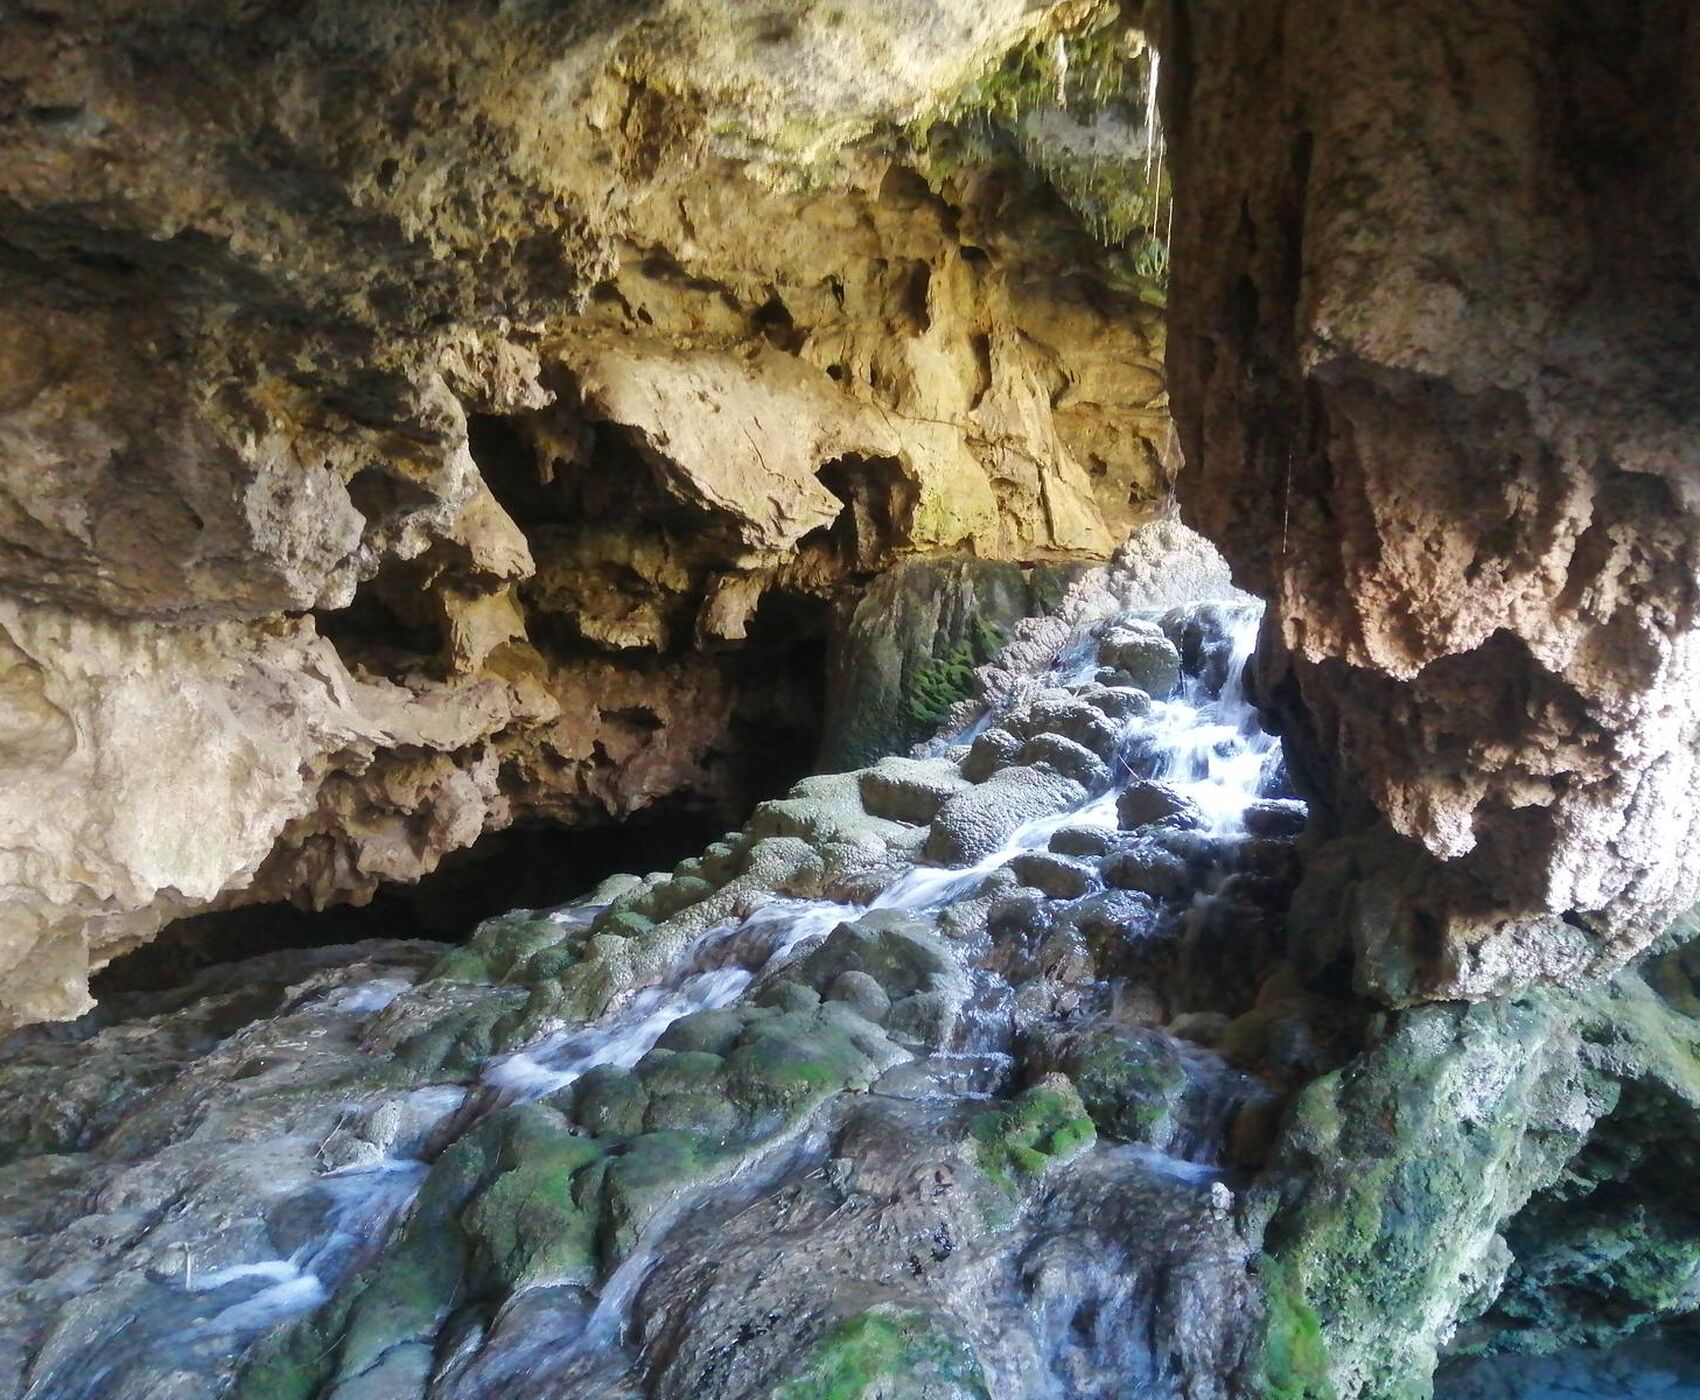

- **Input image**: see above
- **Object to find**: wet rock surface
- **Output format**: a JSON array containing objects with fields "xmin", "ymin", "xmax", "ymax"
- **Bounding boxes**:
[
  {"xmin": 8, "ymin": 3, "xmax": 1700, "ymax": 1394},
  {"xmin": 4, "ymin": 550, "xmax": 1699, "ymax": 1398},
  {"xmin": 0, "ymin": 561, "xmax": 1305, "ymax": 1399}
]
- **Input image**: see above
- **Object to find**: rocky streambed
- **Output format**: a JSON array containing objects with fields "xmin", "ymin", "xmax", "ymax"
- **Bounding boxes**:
[
  {"xmin": 0, "ymin": 546, "xmax": 1300, "ymax": 1398},
  {"xmin": 2, "ymin": 544, "xmax": 1698, "ymax": 1400}
]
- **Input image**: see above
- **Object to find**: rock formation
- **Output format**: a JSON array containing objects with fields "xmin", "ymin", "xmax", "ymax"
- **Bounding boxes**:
[
  {"xmin": 819, "ymin": 557, "xmax": 1090, "ymax": 772},
  {"xmin": 0, "ymin": 547, "xmax": 1292, "ymax": 1400},
  {"xmin": 6, "ymin": 1, "xmax": 1700, "ymax": 1397},
  {"xmin": 2, "ymin": 524, "xmax": 1697, "ymax": 1400},
  {"xmin": 0, "ymin": 0, "xmax": 1171, "ymax": 1027},
  {"xmin": 1158, "ymin": 0, "xmax": 1700, "ymax": 1004}
]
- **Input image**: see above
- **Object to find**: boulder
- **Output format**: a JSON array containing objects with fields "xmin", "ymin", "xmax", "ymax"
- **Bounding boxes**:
[
  {"xmin": 1097, "ymin": 621, "xmax": 1182, "ymax": 697},
  {"xmin": 925, "ymin": 766, "xmax": 1087, "ymax": 866},
  {"xmin": 1008, "ymin": 852, "xmax": 1098, "ymax": 901},
  {"xmin": 1117, "ymin": 781, "xmax": 1205, "ymax": 833}
]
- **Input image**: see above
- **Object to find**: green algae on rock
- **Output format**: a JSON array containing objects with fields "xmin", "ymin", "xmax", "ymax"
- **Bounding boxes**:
[
  {"xmin": 968, "ymin": 1076, "xmax": 1097, "ymax": 1209},
  {"xmin": 773, "ymin": 1306, "xmax": 992, "ymax": 1400},
  {"xmin": 1247, "ymin": 920, "xmax": 1700, "ymax": 1399},
  {"xmin": 820, "ymin": 557, "xmax": 1083, "ymax": 771}
]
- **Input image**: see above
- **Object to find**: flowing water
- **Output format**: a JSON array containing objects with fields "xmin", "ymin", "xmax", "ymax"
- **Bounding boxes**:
[
  {"xmin": 1, "ymin": 594, "xmax": 1294, "ymax": 1399},
  {"xmin": 322, "ymin": 600, "xmax": 1263, "ymax": 1368}
]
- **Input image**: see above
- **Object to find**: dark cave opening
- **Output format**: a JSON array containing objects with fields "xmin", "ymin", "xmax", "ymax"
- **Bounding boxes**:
[
  {"xmin": 467, "ymin": 409, "xmax": 572, "ymax": 525},
  {"xmin": 110, "ymin": 398, "xmax": 844, "ymax": 1004},
  {"xmin": 92, "ymin": 810, "xmax": 734, "ymax": 998},
  {"xmin": 312, "ymin": 549, "xmax": 444, "ymax": 681}
]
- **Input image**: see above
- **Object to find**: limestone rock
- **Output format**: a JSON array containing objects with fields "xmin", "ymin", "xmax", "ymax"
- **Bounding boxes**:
[
  {"xmin": 1101, "ymin": 843, "xmax": 1193, "ymax": 901},
  {"xmin": 1249, "ymin": 934, "xmax": 1700, "ymax": 1398},
  {"xmin": 1010, "ymin": 695, "xmax": 1125, "ymax": 760},
  {"xmin": 857, "ymin": 757, "xmax": 972, "ymax": 826},
  {"xmin": 1097, "ymin": 621, "xmax": 1182, "ymax": 697},
  {"xmin": 821, "ymin": 559, "xmax": 1080, "ymax": 772},
  {"xmin": 1158, "ymin": 0, "xmax": 1700, "ymax": 1000},
  {"xmin": 925, "ymin": 765, "xmax": 1086, "ymax": 866},
  {"xmin": 1017, "ymin": 733, "xmax": 1114, "ymax": 790},
  {"xmin": 0, "ymin": 600, "xmax": 549, "ymax": 1028},
  {"xmin": 962, "ymin": 728, "xmax": 1025, "ymax": 783},
  {"xmin": 572, "ymin": 347, "xmax": 863, "ymax": 553},
  {"xmin": 1117, "ymin": 780, "xmax": 1204, "ymax": 833},
  {"xmin": 1008, "ymin": 851, "xmax": 1098, "ymax": 901},
  {"xmin": 0, "ymin": 0, "xmax": 1181, "ymax": 1022}
]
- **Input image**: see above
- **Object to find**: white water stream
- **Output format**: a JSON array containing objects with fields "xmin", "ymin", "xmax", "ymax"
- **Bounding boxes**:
[{"xmin": 182, "ymin": 599, "xmax": 1285, "ymax": 1364}]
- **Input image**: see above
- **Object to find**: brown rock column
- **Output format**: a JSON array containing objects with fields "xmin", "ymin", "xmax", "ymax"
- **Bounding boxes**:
[{"xmin": 1157, "ymin": 0, "xmax": 1700, "ymax": 1000}]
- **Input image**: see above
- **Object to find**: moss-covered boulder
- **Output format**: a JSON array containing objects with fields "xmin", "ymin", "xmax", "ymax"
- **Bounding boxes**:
[
  {"xmin": 463, "ymin": 1104, "xmax": 609, "ymax": 1290},
  {"xmin": 785, "ymin": 911, "xmax": 970, "ymax": 1049},
  {"xmin": 1023, "ymin": 1020, "xmax": 1194, "ymax": 1149},
  {"xmin": 425, "ymin": 912, "xmax": 579, "ymax": 986},
  {"xmin": 1247, "ymin": 994, "xmax": 1607, "ymax": 1399},
  {"xmin": 1459, "ymin": 940, "xmax": 1700, "ymax": 1358},
  {"xmin": 967, "ymin": 1075, "xmax": 1096, "ymax": 1219},
  {"xmin": 772, "ymin": 1306, "xmax": 992, "ymax": 1399}
]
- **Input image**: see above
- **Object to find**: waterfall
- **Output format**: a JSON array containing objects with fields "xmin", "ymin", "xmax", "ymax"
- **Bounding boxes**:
[
  {"xmin": 4, "ymin": 585, "xmax": 1296, "ymax": 1400},
  {"xmin": 293, "ymin": 595, "xmax": 1280, "ymax": 1336}
]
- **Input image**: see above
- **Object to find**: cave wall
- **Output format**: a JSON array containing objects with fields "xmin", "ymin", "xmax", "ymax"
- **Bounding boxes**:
[
  {"xmin": 1158, "ymin": 0, "xmax": 1700, "ymax": 1003},
  {"xmin": 0, "ymin": 0, "xmax": 1172, "ymax": 1027}
]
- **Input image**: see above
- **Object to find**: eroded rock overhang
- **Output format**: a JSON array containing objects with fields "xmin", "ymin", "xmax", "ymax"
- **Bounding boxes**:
[{"xmin": 0, "ymin": 0, "xmax": 1173, "ymax": 1026}]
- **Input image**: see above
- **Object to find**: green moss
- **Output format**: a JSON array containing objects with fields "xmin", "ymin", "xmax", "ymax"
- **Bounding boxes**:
[
  {"xmin": 940, "ymin": 3, "xmax": 1135, "ymax": 127},
  {"xmin": 721, "ymin": 1008, "xmax": 888, "ymax": 1128},
  {"xmin": 427, "ymin": 914, "xmax": 573, "ymax": 986},
  {"xmin": 658, "ymin": 873, "xmax": 718, "ymax": 914},
  {"xmin": 600, "ymin": 1128, "xmax": 730, "ymax": 1258},
  {"xmin": 462, "ymin": 1105, "xmax": 608, "ymax": 1290},
  {"xmin": 571, "ymin": 1063, "xmax": 652, "ymax": 1137},
  {"xmin": 332, "ymin": 1124, "xmax": 497, "ymax": 1379},
  {"xmin": 424, "ymin": 945, "xmax": 492, "ymax": 983},
  {"xmin": 636, "ymin": 1048, "xmax": 742, "ymax": 1134},
  {"xmin": 901, "ymin": 617, "xmax": 1007, "ymax": 729},
  {"xmin": 1254, "ymin": 1257, "xmax": 1337, "ymax": 1400},
  {"xmin": 595, "ymin": 909, "xmax": 657, "ymax": 941},
  {"xmin": 395, "ymin": 999, "xmax": 516, "ymax": 1076},
  {"xmin": 241, "ymin": 972, "xmax": 906, "ymax": 1394},
  {"xmin": 656, "ymin": 1006, "xmax": 745, "ymax": 1056},
  {"xmin": 232, "ymin": 1125, "xmax": 499, "ymax": 1399},
  {"xmin": 790, "ymin": 914, "xmax": 955, "ymax": 1004},
  {"xmin": 968, "ymin": 1079, "xmax": 1096, "ymax": 1205},
  {"xmin": 1046, "ymin": 1023, "xmax": 1190, "ymax": 1146},
  {"xmin": 774, "ymin": 1307, "xmax": 991, "ymax": 1400},
  {"xmin": 1474, "ymin": 1046, "xmax": 1700, "ymax": 1354},
  {"xmin": 755, "ymin": 979, "xmax": 823, "ymax": 1014},
  {"xmin": 231, "ymin": 1304, "xmax": 354, "ymax": 1400},
  {"xmin": 907, "ymin": 1, "xmax": 1170, "ymax": 290},
  {"xmin": 1244, "ymin": 993, "xmax": 1618, "ymax": 1396}
]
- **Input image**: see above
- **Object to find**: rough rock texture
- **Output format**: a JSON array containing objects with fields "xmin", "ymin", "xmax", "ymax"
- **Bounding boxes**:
[
  {"xmin": 0, "ymin": 585, "xmax": 1289, "ymax": 1400},
  {"xmin": 819, "ymin": 557, "xmax": 1089, "ymax": 772},
  {"xmin": 1250, "ymin": 924, "xmax": 1700, "ymax": 1399},
  {"xmin": 9, "ymin": 534, "xmax": 1699, "ymax": 1400},
  {"xmin": 1158, "ymin": 0, "xmax": 1700, "ymax": 1003},
  {"xmin": 1436, "ymin": 1316, "xmax": 1700, "ymax": 1399},
  {"xmin": 0, "ymin": 0, "xmax": 1173, "ymax": 1028}
]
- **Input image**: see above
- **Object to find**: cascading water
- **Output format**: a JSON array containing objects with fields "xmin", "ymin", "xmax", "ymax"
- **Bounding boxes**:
[
  {"xmin": 0, "ymin": 587, "xmax": 1298, "ymax": 1400},
  {"xmin": 361, "ymin": 600, "xmax": 1273, "ymax": 1345}
]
